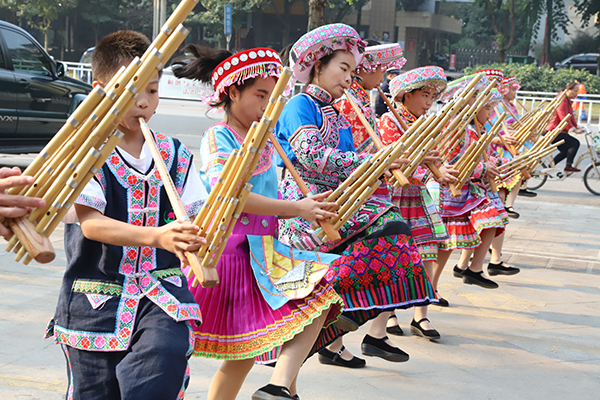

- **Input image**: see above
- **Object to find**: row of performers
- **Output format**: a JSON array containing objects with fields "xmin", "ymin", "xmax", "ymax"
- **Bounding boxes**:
[{"xmin": 33, "ymin": 24, "xmax": 537, "ymax": 400}]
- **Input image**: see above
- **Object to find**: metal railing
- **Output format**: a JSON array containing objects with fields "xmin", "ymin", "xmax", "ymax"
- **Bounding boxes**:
[
  {"xmin": 516, "ymin": 91, "xmax": 600, "ymax": 129},
  {"xmin": 62, "ymin": 61, "xmax": 93, "ymax": 84}
]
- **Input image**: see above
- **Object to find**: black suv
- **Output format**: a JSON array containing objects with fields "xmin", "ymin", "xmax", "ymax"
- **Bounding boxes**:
[{"xmin": 0, "ymin": 20, "xmax": 92, "ymax": 153}]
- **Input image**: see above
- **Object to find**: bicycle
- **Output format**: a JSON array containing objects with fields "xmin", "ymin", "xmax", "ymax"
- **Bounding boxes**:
[{"xmin": 527, "ymin": 126, "xmax": 600, "ymax": 195}]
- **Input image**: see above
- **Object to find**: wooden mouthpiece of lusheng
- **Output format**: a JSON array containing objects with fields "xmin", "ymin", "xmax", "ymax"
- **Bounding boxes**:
[
  {"xmin": 345, "ymin": 90, "xmax": 384, "ymax": 149},
  {"xmin": 8, "ymin": 217, "xmax": 55, "ymax": 263},
  {"xmin": 448, "ymin": 182, "xmax": 462, "ymax": 197},
  {"xmin": 138, "ymin": 117, "xmax": 219, "ymax": 287}
]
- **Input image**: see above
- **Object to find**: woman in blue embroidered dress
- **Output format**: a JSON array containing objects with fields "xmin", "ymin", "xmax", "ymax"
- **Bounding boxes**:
[
  {"xmin": 276, "ymin": 24, "xmax": 438, "ymax": 369},
  {"xmin": 173, "ymin": 44, "xmax": 346, "ymax": 400}
]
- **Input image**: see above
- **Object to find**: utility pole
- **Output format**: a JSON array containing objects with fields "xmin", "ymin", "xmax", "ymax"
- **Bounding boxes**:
[{"xmin": 153, "ymin": 0, "xmax": 168, "ymax": 39}]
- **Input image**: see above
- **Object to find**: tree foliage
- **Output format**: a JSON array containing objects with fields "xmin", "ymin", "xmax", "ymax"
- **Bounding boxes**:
[{"xmin": 464, "ymin": 63, "xmax": 600, "ymax": 93}]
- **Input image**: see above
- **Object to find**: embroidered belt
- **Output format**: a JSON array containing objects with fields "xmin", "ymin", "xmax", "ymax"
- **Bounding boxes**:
[{"xmin": 71, "ymin": 268, "xmax": 185, "ymax": 296}]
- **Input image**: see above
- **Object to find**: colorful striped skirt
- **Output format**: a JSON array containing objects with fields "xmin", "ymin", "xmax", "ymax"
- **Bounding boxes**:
[
  {"xmin": 392, "ymin": 184, "xmax": 448, "ymax": 262},
  {"xmin": 187, "ymin": 213, "xmax": 342, "ymax": 360},
  {"xmin": 438, "ymin": 182, "xmax": 505, "ymax": 251}
]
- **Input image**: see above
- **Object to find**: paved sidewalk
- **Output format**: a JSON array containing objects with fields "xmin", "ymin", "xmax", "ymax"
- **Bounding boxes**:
[{"xmin": 1, "ymin": 176, "xmax": 599, "ymax": 399}]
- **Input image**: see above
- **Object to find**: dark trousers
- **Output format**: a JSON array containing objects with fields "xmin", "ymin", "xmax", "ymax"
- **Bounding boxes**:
[
  {"xmin": 62, "ymin": 297, "xmax": 193, "ymax": 400},
  {"xmin": 553, "ymin": 132, "xmax": 580, "ymax": 166}
]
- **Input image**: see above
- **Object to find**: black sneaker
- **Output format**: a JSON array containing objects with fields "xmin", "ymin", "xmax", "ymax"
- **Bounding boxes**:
[
  {"xmin": 361, "ymin": 334, "xmax": 410, "ymax": 362},
  {"xmin": 318, "ymin": 346, "xmax": 366, "ymax": 368},
  {"xmin": 505, "ymin": 206, "xmax": 520, "ymax": 219},
  {"xmin": 488, "ymin": 261, "xmax": 520, "ymax": 276},
  {"xmin": 462, "ymin": 268, "xmax": 499, "ymax": 289},
  {"xmin": 453, "ymin": 265, "xmax": 465, "ymax": 278},
  {"xmin": 252, "ymin": 384, "xmax": 295, "ymax": 400},
  {"xmin": 518, "ymin": 188, "xmax": 537, "ymax": 197}
]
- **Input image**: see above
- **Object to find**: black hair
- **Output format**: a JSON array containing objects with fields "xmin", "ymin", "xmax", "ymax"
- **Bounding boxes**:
[
  {"xmin": 565, "ymin": 81, "xmax": 579, "ymax": 91},
  {"xmin": 365, "ymin": 39, "xmax": 380, "ymax": 47},
  {"xmin": 279, "ymin": 44, "xmax": 292, "ymax": 68},
  {"xmin": 93, "ymin": 30, "xmax": 163, "ymax": 83},
  {"xmin": 171, "ymin": 44, "xmax": 255, "ymax": 110}
]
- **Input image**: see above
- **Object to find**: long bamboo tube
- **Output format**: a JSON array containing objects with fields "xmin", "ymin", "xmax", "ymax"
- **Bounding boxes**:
[
  {"xmin": 376, "ymin": 87, "xmax": 443, "ymax": 181},
  {"xmin": 139, "ymin": 118, "xmax": 219, "ymax": 287},
  {"xmin": 344, "ymin": 91, "xmax": 410, "ymax": 187},
  {"xmin": 4, "ymin": 1, "xmax": 200, "ymax": 264}
]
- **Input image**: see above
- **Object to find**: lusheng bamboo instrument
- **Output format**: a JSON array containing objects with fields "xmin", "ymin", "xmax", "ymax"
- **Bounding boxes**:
[
  {"xmin": 139, "ymin": 118, "xmax": 219, "ymax": 287},
  {"xmin": 185, "ymin": 67, "xmax": 296, "ymax": 287},
  {"xmin": 448, "ymin": 114, "xmax": 506, "ymax": 197},
  {"xmin": 315, "ymin": 90, "xmax": 474, "ymax": 241},
  {"xmin": 473, "ymin": 121, "xmax": 499, "ymax": 192},
  {"xmin": 2, "ymin": 0, "xmax": 201, "ymax": 266},
  {"xmin": 498, "ymin": 114, "xmax": 570, "ymax": 182},
  {"xmin": 343, "ymin": 90, "xmax": 410, "ymax": 187},
  {"xmin": 375, "ymin": 87, "xmax": 442, "ymax": 181},
  {"xmin": 437, "ymin": 77, "xmax": 498, "ymax": 163},
  {"xmin": 268, "ymin": 134, "xmax": 341, "ymax": 242}
]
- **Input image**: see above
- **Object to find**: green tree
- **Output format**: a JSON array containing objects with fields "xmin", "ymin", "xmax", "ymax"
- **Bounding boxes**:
[
  {"xmin": 574, "ymin": 0, "xmax": 600, "ymax": 76},
  {"xmin": 2, "ymin": 0, "xmax": 75, "ymax": 49},
  {"xmin": 194, "ymin": 0, "xmax": 267, "ymax": 46}
]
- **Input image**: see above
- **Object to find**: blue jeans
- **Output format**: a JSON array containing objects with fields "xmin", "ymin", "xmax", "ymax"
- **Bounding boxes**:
[{"xmin": 61, "ymin": 297, "xmax": 193, "ymax": 400}]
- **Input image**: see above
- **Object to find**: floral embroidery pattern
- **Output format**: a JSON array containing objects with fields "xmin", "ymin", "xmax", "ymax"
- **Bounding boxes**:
[
  {"xmin": 335, "ymin": 81, "xmax": 378, "ymax": 154},
  {"xmin": 390, "ymin": 66, "xmax": 447, "ymax": 102},
  {"xmin": 51, "ymin": 133, "xmax": 203, "ymax": 352}
]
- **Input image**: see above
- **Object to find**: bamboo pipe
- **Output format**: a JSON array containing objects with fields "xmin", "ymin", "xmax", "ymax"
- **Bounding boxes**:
[
  {"xmin": 139, "ymin": 118, "xmax": 219, "ymax": 288},
  {"xmin": 270, "ymin": 133, "xmax": 341, "ymax": 242},
  {"xmin": 376, "ymin": 87, "xmax": 443, "ymax": 180},
  {"xmin": 345, "ymin": 91, "xmax": 410, "ymax": 187}
]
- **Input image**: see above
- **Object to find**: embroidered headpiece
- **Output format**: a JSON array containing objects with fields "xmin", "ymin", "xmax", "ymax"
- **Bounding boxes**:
[
  {"xmin": 290, "ymin": 23, "xmax": 367, "ymax": 84},
  {"xmin": 358, "ymin": 43, "xmax": 406, "ymax": 73},
  {"xmin": 476, "ymin": 68, "xmax": 504, "ymax": 82},
  {"xmin": 498, "ymin": 76, "xmax": 520, "ymax": 96},
  {"xmin": 440, "ymin": 73, "xmax": 490, "ymax": 103},
  {"xmin": 209, "ymin": 47, "xmax": 283, "ymax": 104},
  {"xmin": 389, "ymin": 66, "xmax": 447, "ymax": 102}
]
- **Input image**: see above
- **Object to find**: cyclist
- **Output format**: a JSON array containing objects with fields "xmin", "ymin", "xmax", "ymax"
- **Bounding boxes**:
[{"xmin": 547, "ymin": 82, "xmax": 586, "ymax": 173}]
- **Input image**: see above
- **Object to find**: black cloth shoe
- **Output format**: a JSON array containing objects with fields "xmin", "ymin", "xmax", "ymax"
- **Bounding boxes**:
[
  {"xmin": 434, "ymin": 296, "xmax": 449, "ymax": 307},
  {"xmin": 462, "ymin": 268, "xmax": 499, "ymax": 289},
  {"xmin": 410, "ymin": 318, "xmax": 441, "ymax": 340},
  {"xmin": 453, "ymin": 265, "xmax": 465, "ymax": 278},
  {"xmin": 252, "ymin": 384, "xmax": 295, "ymax": 400},
  {"xmin": 505, "ymin": 206, "xmax": 520, "ymax": 219},
  {"xmin": 333, "ymin": 314, "xmax": 359, "ymax": 332},
  {"xmin": 293, "ymin": 396, "xmax": 299, "ymax": 400},
  {"xmin": 361, "ymin": 334, "xmax": 409, "ymax": 362},
  {"xmin": 318, "ymin": 346, "xmax": 366, "ymax": 368},
  {"xmin": 488, "ymin": 261, "xmax": 520, "ymax": 276},
  {"xmin": 386, "ymin": 314, "xmax": 404, "ymax": 336},
  {"xmin": 518, "ymin": 188, "xmax": 537, "ymax": 197}
]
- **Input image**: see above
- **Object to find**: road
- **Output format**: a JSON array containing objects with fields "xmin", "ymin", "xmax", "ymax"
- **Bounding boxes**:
[{"xmin": 0, "ymin": 98, "xmax": 599, "ymax": 399}]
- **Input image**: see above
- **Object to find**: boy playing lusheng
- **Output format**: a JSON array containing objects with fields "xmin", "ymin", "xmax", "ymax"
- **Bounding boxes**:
[{"xmin": 45, "ymin": 30, "xmax": 208, "ymax": 400}]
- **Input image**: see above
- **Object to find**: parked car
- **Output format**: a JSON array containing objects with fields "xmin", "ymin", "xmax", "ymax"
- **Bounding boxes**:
[
  {"xmin": 0, "ymin": 20, "xmax": 92, "ymax": 154},
  {"xmin": 555, "ymin": 53, "xmax": 599, "ymax": 74}
]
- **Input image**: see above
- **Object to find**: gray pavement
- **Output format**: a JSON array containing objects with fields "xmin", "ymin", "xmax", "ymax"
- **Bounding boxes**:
[
  {"xmin": 1, "ymin": 174, "xmax": 599, "ymax": 399},
  {"xmin": 1, "ymin": 104, "xmax": 599, "ymax": 398}
]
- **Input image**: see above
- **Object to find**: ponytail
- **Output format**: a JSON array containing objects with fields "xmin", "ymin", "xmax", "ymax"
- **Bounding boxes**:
[{"xmin": 171, "ymin": 44, "xmax": 232, "ymax": 83}]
